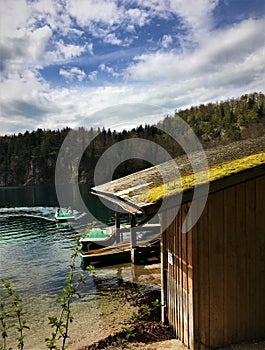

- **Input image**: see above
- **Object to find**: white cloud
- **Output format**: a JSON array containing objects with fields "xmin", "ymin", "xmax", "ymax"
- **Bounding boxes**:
[
  {"xmin": 0, "ymin": 68, "xmax": 56, "ymax": 134},
  {"xmin": 125, "ymin": 18, "xmax": 265, "ymax": 82},
  {"xmin": 104, "ymin": 33, "xmax": 122, "ymax": 45},
  {"xmin": 0, "ymin": 24, "xmax": 52, "ymax": 72},
  {"xmin": 0, "ymin": 0, "xmax": 264, "ymax": 136},
  {"xmin": 202, "ymin": 18, "xmax": 265, "ymax": 64},
  {"xmin": 59, "ymin": 67, "xmax": 87, "ymax": 82},
  {"xmin": 0, "ymin": 0, "xmax": 93, "ymax": 74},
  {"xmin": 56, "ymin": 40, "xmax": 92, "ymax": 60},
  {"xmin": 88, "ymin": 70, "xmax": 98, "ymax": 81},
  {"xmin": 28, "ymin": 26, "xmax": 53, "ymax": 64},
  {"xmin": 44, "ymin": 41, "xmax": 93, "ymax": 67},
  {"xmin": 0, "ymin": 0, "xmax": 29, "ymax": 41},
  {"xmin": 133, "ymin": 0, "xmax": 219, "ymax": 46},
  {"xmin": 168, "ymin": 0, "xmax": 219, "ymax": 35},
  {"xmin": 67, "ymin": 0, "xmax": 123, "ymax": 26},
  {"xmin": 99, "ymin": 63, "xmax": 120, "ymax": 77},
  {"xmin": 42, "ymin": 84, "xmax": 173, "ymax": 131},
  {"xmin": 1, "ymin": 55, "xmax": 264, "ymax": 135},
  {"xmin": 66, "ymin": 0, "xmax": 151, "ymax": 45},
  {"xmin": 29, "ymin": 0, "xmax": 57, "ymax": 29},
  {"xmin": 126, "ymin": 24, "xmax": 136, "ymax": 33},
  {"xmin": 161, "ymin": 34, "xmax": 173, "ymax": 49},
  {"xmin": 126, "ymin": 8, "xmax": 150, "ymax": 27}
]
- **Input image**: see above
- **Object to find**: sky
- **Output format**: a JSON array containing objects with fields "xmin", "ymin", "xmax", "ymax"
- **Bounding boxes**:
[{"xmin": 0, "ymin": 0, "xmax": 264, "ymax": 135}]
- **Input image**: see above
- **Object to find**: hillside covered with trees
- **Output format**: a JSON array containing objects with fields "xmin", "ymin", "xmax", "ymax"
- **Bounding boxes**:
[{"xmin": 0, "ymin": 92, "xmax": 264, "ymax": 187}]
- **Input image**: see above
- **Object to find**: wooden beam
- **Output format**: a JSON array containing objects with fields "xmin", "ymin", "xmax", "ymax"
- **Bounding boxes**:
[
  {"xmin": 115, "ymin": 209, "xmax": 121, "ymax": 243},
  {"xmin": 130, "ymin": 214, "xmax": 137, "ymax": 264}
]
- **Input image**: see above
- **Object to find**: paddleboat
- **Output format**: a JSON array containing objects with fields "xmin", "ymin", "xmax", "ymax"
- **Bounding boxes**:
[
  {"xmin": 55, "ymin": 208, "xmax": 75, "ymax": 222},
  {"xmin": 80, "ymin": 227, "xmax": 116, "ymax": 251},
  {"xmin": 79, "ymin": 224, "xmax": 161, "ymax": 267}
]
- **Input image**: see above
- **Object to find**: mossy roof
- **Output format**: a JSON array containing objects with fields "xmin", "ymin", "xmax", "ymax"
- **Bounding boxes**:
[{"xmin": 91, "ymin": 135, "xmax": 265, "ymax": 214}]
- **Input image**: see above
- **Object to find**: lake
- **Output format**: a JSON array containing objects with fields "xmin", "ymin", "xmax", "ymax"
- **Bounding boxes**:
[{"xmin": 0, "ymin": 185, "xmax": 160, "ymax": 349}]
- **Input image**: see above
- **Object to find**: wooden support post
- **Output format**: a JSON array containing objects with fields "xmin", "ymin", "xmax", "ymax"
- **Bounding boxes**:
[
  {"xmin": 115, "ymin": 209, "xmax": 121, "ymax": 243},
  {"xmin": 130, "ymin": 214, "xmax": 137, "ymax": 264}
]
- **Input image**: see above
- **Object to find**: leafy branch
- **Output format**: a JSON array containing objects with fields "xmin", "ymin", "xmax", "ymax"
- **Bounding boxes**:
[
  {"xmin": 45, "ymin": 236, "xmax": 86, "ymax": 350},
  {"xmin": 0, "ymin": 223, "xmax": 97, "ymax": 350},
  {"xmin": 0, "ymin": 279, "xmax": 29, "ymax": 350}
]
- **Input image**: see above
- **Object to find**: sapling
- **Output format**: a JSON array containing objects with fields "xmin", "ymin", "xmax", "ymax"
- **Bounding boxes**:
[
  {"xmin": 45, "ymin": 223, "xmax": 96, "ymax": 350},
  {"xmin": 45, "ymin": 236, "xmax": 86, "ymax": 350},
  {"xmin": 0, "ymin": 279, "xmax": 29, "ymax": 350}
]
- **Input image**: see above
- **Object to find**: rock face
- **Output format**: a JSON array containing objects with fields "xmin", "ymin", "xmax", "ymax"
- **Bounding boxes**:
[
  {"xmin": 26, "ymin": 155, "xmax": 57, "ymax": 185},
  {"xmin": 0, "ymin": 155, "xmax": 57, "ymax": 187},
  {"xmin": 0, "ymin": 171, "xmax": 13, "ymax": 187},
  {"xmin": 0, "ymin": 151, "xmax": 84, "ymax": 187}
]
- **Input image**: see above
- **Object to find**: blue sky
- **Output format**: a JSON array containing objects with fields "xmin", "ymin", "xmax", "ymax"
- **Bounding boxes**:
[{"xmin": 0, "ymin": 0, "xmax": 264, "ymax": 135}]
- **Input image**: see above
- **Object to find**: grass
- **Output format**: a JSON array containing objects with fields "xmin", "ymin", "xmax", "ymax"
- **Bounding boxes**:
[{"xmin": 140, "ymin": 152, "xmax": 265, "ymax": 204}]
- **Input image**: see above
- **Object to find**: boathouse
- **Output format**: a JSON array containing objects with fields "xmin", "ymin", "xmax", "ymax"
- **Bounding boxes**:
[{"xmin": 91, "ymin": 135, "xmax": 265, "ymax": 349}]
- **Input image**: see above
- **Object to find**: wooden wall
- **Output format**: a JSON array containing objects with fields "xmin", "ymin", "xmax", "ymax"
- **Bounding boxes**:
[
  {"xmin": 161, "ymin": 203, "xmax": 194, "ymax": 348},
  {"xmin": 161, "ymin": 174, "xmax": 265, "ymax": 349}
]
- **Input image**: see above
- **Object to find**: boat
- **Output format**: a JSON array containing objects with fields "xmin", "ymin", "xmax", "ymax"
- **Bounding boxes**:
[
  {"xmin": 80, "ymin": 227, "xmax": 117, "ymax": 251},
  {"xmin": 80, "ymin": 224, "xmax": 161, "ymax": 268},
  {"xmin": 80, "ymin": 237, "xmax": 160, "ymax": 268},
  {"xmin": 55, "ymin": 208, "xmax": 75, "ymax": 222}
]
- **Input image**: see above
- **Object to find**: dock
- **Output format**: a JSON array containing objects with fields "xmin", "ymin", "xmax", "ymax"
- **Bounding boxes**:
[{"xmin": 80, "ymin": 235, "xmax": 160, "ymax": 268}]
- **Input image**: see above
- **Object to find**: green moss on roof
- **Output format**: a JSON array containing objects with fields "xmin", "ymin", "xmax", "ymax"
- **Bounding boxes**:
[{"xmin": 141, "ymin": 152, "xmax": 265, "ymax": 204}]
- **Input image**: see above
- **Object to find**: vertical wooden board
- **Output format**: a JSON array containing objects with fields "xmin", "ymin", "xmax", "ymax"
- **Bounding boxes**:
[
  {"xmin": 115, "ymin": 211, "xmax": 121, "ymax": 243},
  {"xmin": 255, "ymin": 175, "xmax": 265, "ymax": 337},
  {"xmin": 162, "ymin": 213, "xmax": 170, "ymax": 325},
  {"xmin": 192, "ymin": 200, "xmax": 200, "ymax": 349},
  {"xmin": 168, "ymin": 216, "xmax": 172, "ymax": 325},
  {"xmin": 197, "ymin": 199, "xmax": 210, "ymax": 348},
  {"xmin": 182, "ymin": 205, "xmax": 189, "ymax": 346},
  {"xmin": 172, "ymin": 209, "xmax": 177, "ymax": 334},
  {"xmin": 177, "ymin": 206, "xmax": 183, "ymax": 341},
  {"xmin": 245, "ymin": 178, "xmax": 257, "ymax": 339},
  {"xmin": 174, "ymin": 210, "xmax": 179, "ymax": 337},
  {"xmin": 163, "ymin": 213, "xmax": 169, "ymax": 323},
  {"xmin": 173, "ymin": 210, "xmax": 179, "ymax": 337},
  {"xmin": 223, "ymin": 186, "xmax": 237, "ymax": 344},
  {"xmin": 165, "ymin": 217, "xmax": 170, "ymax": 324},
  {"xmin": 208, "ymin": 190, "xmax": 224, "ymax": 348},
  {"xmin": 166, "ymin": 208, "xmax": 179, "ymax": 334},
  {"xmin": 168, "ymin": 210, "xmax": 177, "ymax": 334},
  {"xmin": 160, "ymin": 215, "xmax": 166, "ymax": 323},
  {"xmin": 168, "ymin": 213, "xmax": 174, "ymax": 327},
  {"xmin": 186, "ymin": 202, "xmax": 194, "ymax": 349},
  {"xmin": 167, "ymin": 214, "xmax": 172, "ymax": 326},
  {"xmin": 235, "ymin": 182, "xmax": 247, "ymax": 340}
]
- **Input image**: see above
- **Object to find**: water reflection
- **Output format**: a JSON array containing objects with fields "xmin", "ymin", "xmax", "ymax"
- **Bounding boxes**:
[
  {"xmin": 0, "ymin": 206, "xmax": 160, "ymax": 298},
  {"xmin": 0, "ymin": 186, "xmax": 161, "ymax": 350}
]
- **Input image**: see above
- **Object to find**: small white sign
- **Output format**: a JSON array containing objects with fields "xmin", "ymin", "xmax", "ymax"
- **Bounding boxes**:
[{"xmin": 168, "ymin": 252, "xmax": 173, "ymax": 266}]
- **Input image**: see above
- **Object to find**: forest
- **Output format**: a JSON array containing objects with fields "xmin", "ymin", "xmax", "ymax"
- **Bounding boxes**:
[{"xmin": 0, "ymin": 92, "xmax": 264, "ymax": 187}]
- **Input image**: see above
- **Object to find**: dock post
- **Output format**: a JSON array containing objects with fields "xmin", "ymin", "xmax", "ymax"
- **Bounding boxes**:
[
  {"xmin": 130, "ymin": 214, "xmax": 138, "ymax": 264},
  {"xmin": 115, "ymin": 209, "xmax": 121, "ymax": 243}
]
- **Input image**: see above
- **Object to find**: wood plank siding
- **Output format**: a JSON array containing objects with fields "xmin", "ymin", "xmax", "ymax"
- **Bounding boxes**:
[
  {"xmin": 91, "ymin": 137, "xmax": 265, "ymax": 349},
  {"xmin": 161, "ymin": 174, "xmax": 265, "ymax": 349}
]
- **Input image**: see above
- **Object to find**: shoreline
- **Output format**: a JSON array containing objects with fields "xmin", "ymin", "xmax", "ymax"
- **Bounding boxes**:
[
  {"xmin": 69, "ymin": 265, "xmax": 164, "ymax": 350},
  {"xmin": 75, "ymin": 288, "xmax": 176, "ymax": 350},
  {"xmin": 5, "ymin": 263, "xmax": 162, "ymax": 350}
]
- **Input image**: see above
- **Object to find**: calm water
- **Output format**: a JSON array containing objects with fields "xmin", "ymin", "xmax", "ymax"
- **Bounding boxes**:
[
  {"xmin": 0, "ymin": 185, "xmax": 160, "ymax": 349},
  {"xmin": 0, "ymin": 184, "xmax": 119, "ymax": 297}
]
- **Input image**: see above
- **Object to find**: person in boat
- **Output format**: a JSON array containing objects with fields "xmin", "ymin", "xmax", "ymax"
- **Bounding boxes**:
[
  {"xmin": 56, "ymin": 207, "xmax": 62, "ymax": 216},
  {"xmin": 67, "ymin": 206, "xmax": 73, "ymax": 214}
]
